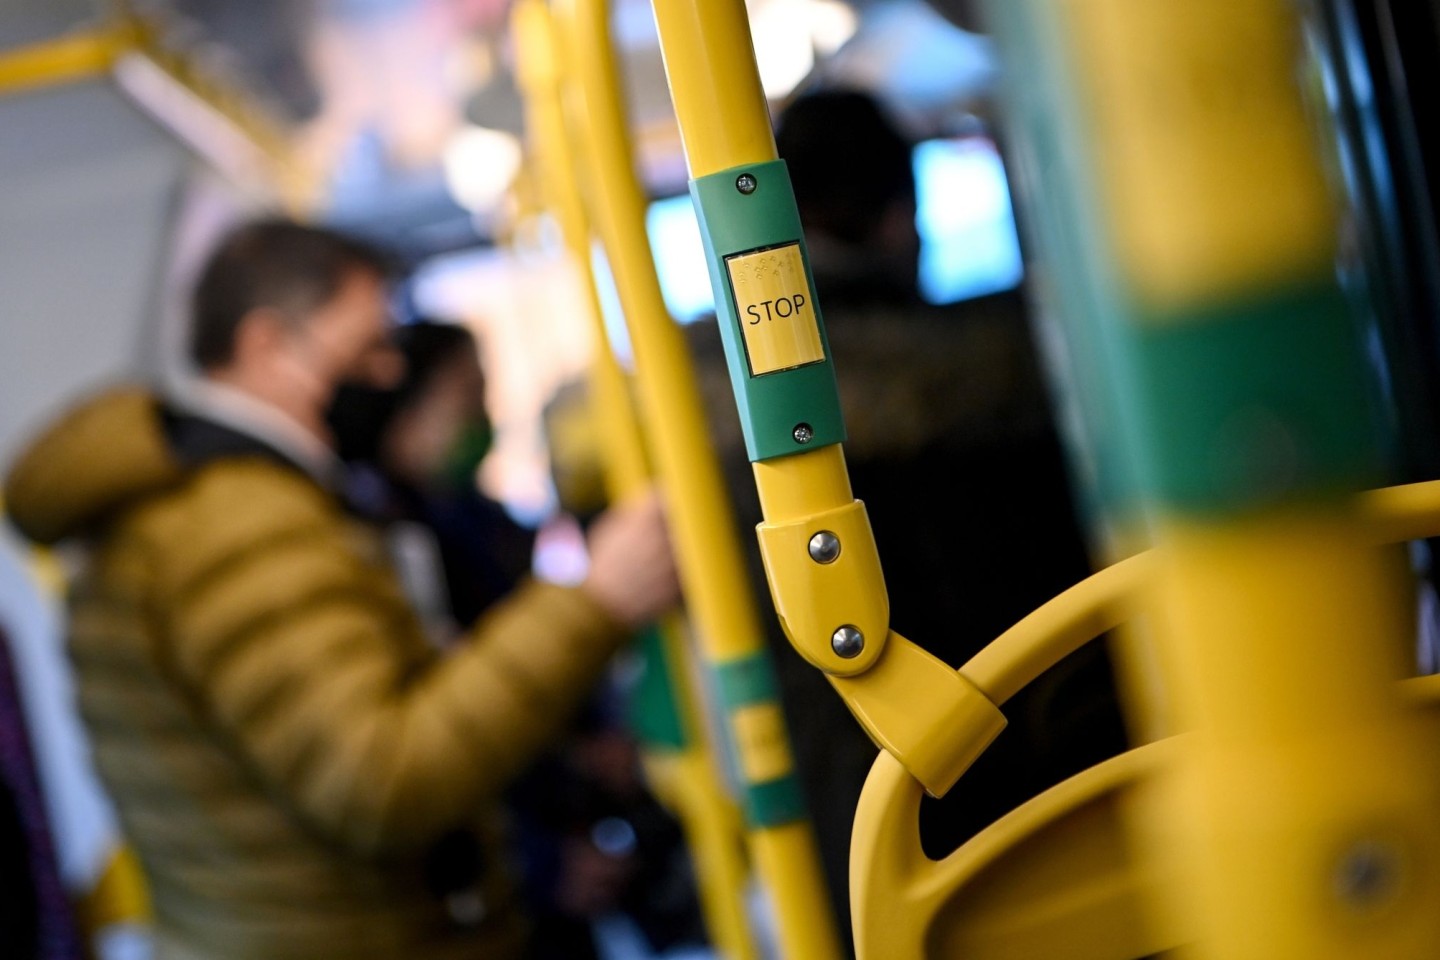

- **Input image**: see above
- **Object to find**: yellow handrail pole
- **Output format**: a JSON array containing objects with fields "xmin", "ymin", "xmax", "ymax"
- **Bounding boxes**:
[
  {"xmin": 510, "ymin": 5, "xmax": 757, "ymax": 957},
  {"xmin": 648, "ymin": 0, "xmax": 1007, "ymax": 815},
  {"xmin": 550, "ymin": 0, "xmax": 842, "ymax": 956},
  {"xmin": 0, "ymin": 15, "xmax": 313, "ymax": 213},
  {"xmin": 645, "ymin": 0, "xmax": 774, "ymax": 181},
  {"xmin": 643, "ymin": 0, "xmax": 856, "ymax": 533},
  {"xmin": 1361, "ymin": 477, "xmax": 1440, "ymax": 543},
  {"xmin": 979, "ymin": 3, "xmax": 1440, "ymax": 956},
  {"xmin": 1135, "ymin": 515, "xmax": 1440, "ymax": 959},
  {"xmin": 642, "ymin": 748, "xmax": 756, "ymax": 960},
  {"xmin": 510, "ymin": 0, "xmax": 650, "ymax": 497}
]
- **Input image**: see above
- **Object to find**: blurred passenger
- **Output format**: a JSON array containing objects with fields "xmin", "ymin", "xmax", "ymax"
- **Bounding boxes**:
[
  {"xmin": 782, "ymin": 90, "xmax": 923, "ymax": 309},
  {"xmin": 0, "ymin": 623, "xmax": 81, "ymax": 960},
  {"xmin": 691, "ymin": 89, "xmax": 1127, "ymax": 936},
  {"xmin": 327, "ymin": 321, "xmax": 534, "ymax": 639},
  {"xmin": 3, "ymin": 219, "xmax": 680, "ymax": 960},
  {"xmin": 328, "ymin": 325, "xmax": 705, "ymax": 959}
]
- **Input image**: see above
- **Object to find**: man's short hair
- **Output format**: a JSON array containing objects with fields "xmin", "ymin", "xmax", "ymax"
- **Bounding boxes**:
[{"xmin": 190, "ymin": 219, "xmax": 395, "ymax": 370}]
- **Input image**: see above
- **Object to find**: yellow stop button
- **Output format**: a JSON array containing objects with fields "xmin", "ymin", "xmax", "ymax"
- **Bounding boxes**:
[{"xmin": 726, "ymin": 242, "xmax": 824, "ymax": 375}]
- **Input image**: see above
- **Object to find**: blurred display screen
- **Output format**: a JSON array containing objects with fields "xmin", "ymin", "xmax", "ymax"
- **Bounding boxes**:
[
  {"xmin": 913, "ymin": 137, "xmax": 1025, "ymax": 305},
  {"xmin": 645, "ymin": 194, "xmax": 716, "ymax": 323},
  {"xmin": 645, "ymin": 134, "xmax": 1025, "ymax": 322}
]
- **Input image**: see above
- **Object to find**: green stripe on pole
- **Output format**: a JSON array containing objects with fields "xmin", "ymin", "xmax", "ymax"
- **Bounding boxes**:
[
  {"xmin": 626, "ymin": 625, "xmax": 689, "ymax": 751},
  {"xmin": 714, "ymin": 651, "xmax": 781, "ymax": 708},
  {"xmin": 984, "ymin": 0, "xmax": 1391, "ymax": 517},
  {"xmin": 714, "ymin": 653, "xmax": 806, "ymax": 826},
  {"xmin": 744, "ymin": 774, "xmax": 807, "ymax": 828},
  {"xmin": 1124, "ymin": 281, "xmax": 1387, "ymax": 512}
]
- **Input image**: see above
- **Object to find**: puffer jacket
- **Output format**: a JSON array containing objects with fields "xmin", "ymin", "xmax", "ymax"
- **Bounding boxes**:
[{"xmin": 4, "ymin": 387, "xmax": 629, "ymax": 960}]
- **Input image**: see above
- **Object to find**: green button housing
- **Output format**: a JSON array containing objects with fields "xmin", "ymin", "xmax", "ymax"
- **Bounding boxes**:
[{"xmin": 691, "ymin": 159, "xmax": 847, "ymax": 462}]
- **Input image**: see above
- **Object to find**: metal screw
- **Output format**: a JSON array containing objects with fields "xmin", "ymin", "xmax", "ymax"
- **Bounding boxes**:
[
  {"xmin": 792, "ymin": 422, "xmax": 814, "ymax": 444},
  {"xmin": 736, "ymin": 173, "xmax": 758, "ymax": 194},
  {"xmin": 808, "ymin": 531, "xmax": 841, "ymax": 564},
  {"xmin": 1334, "ymin": 841, "xmax": 1402, "ymax": 909},
  {"xmin": 831, "ymin": 625, "xmax": 865, "ymax": 659}
]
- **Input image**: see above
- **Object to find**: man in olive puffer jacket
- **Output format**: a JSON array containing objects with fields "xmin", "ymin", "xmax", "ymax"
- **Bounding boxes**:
[{"xmin": 3, "ymin": 220, "xmax": 680, "ymax": 960}]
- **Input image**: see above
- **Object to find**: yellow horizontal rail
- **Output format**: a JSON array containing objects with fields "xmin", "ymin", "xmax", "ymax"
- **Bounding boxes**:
[
  {"xmin": 0, "ymin": 15, "xmax": 314, "ymax": 212},
  {"xmin": 0, "ymin": 26, "xmax": 131, "ymax": 98}
]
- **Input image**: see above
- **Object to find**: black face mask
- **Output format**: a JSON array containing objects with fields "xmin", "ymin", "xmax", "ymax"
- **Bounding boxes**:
[{"xmin": 325, "ymin": 381, "xmax": 399, "ymax": 464}]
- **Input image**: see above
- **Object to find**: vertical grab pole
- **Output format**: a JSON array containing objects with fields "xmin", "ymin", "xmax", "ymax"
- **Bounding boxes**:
[
  {"xmin": 646, "ymin": 0, "xmax": 857, "ymax": 547},
  {"xmin": 984, "ymin": 1, "xmax": 1440, "ymax": 956},
  {"xmin": 550, "ymin": 0, "xmax": 843, "ymax": 957},
  {"xmin": 648, "ymin": 0, "xmax": 1007, "ymax": 837},
  {"xmin": 510, "ymin": 5, "xmax": 758, "ymax": 956}
]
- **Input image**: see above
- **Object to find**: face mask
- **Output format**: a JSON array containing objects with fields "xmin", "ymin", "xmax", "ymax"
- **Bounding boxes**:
[
  {"xmin": 436, "ymin": 417, "xmax": 494, "ymax": 491},
  {"xmin": 324, "ymin": 382, "xmax": 398, "ymax": 463}
]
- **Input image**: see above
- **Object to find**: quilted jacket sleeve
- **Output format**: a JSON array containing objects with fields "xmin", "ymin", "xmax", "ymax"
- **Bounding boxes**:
[{"xmin": 160, "ymin": 460, "xmax": 628, "ymax": 858}]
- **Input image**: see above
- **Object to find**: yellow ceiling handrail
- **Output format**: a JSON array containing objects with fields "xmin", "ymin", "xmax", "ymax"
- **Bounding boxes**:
[
  {"xmin": 0, "ymin": 13, "xmax": 315, "ymax": 213},
  {"xmin": 0, "ymin": 22, "xmax": 134, "ymax": 98}
]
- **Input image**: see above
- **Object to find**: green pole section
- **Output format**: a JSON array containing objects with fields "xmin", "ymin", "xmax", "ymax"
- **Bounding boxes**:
[{"xmin": 985, "ymin": 0, "xmax": 1390, "ymax": 516}]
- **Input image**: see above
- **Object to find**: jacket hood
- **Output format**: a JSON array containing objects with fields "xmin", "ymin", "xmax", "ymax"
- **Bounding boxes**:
[{"xmin": 5, "ymin": 387, "xmax": 183, "ymax": 545}]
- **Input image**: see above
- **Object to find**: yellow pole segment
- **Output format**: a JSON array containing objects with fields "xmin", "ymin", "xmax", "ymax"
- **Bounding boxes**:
[
  {"xmin": 646, "ymin": 0, "xmax": 1011, "ymax": 807},
  {"xmin": 749, "ymin": 446, "xmax": 852, "ymax": 521},
  {"xmin": 552, "ymin": 0, "xmax": 763, "ymax": 667},
  {"xmin": 643, "ymin": 0, "xmax": 774, "ymax": 178},
  {"xmin": 511, "ymin": 0, "xmax": 649, "ymax": 500},
  {"xmin": 0, "ymin": 27, "xmax": 129, "ymax": 97},
  {"xmin": 1360, "ymin": 477, "xmax": 1440, "ymax": 543},
  {"xmin": 0, "ymin": 14, "xmax": 314, "ymax": 212},
  {"xmin": 1135, "ymin": 515, "xmax": 1440, "ymax": 959},
  {"xmin": 551, "ymin": 0, "xmax": 841, "ymax": 955},
  {"xmin": 645, "ymin": 0, "xmax": 857, "ymax": 533},
  {"xmin": 639, "ymin": 748, "xmax": 755, "ymax": 960},
  {"xmin": 511, "ymin": 5, "xmax": 758, "ymax": 956},
  {"xmin": 1029, "ymin": 1, "xmax": 1440, "ymax": 952}
]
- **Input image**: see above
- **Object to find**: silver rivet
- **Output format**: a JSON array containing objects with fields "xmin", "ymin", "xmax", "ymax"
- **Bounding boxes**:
[
  {"xmin": 1335, "ymin": 841, "xmax": 1403, "ymax": 909},
  {"xmin": 831, "ymin": 625, "xmax": 864, "ymax": 659},
  {"xmin": 792, "ymin": 423, "xmax": 814, "ymax": 444},
  {"xmin": 736, "ymin": 173, "xmax": 758, "ymax": 194},
  {"xmin": 808, "ymin": 531, "xmax": 841, "ymax": 564}
]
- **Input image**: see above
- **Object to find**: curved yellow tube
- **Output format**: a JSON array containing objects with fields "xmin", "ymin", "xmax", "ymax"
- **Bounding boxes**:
[
  {"xmin": 962, "ymin": 550, "xmax": 1152, "ymax": 707},
  {"xmin": 1358, "ymin": 478, "xmax": 1440, "ymax": 544}
]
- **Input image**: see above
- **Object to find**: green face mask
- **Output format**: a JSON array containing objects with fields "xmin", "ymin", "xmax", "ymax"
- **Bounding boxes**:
[{"xmin": 437, "ymin": 417, "xmax": 494, "ymax": 491}]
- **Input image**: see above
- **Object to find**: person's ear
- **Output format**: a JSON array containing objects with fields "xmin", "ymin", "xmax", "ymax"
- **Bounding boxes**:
[{"xmin": 230, "ymin": 307, "xmax": 292, "ymax": 369}]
